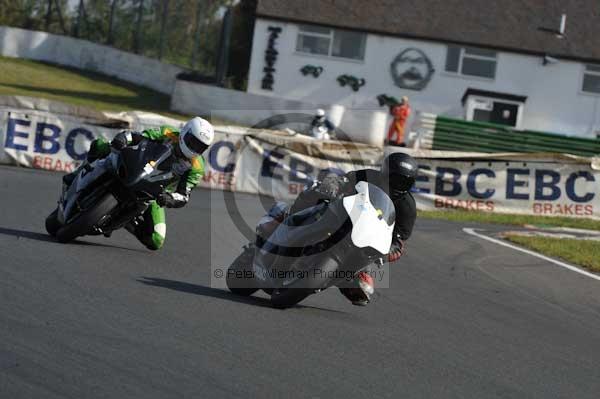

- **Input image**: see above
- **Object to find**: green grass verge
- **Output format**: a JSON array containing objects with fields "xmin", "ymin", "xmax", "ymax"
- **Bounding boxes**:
[
  {"xmin": 418, "ymin": 210, "xmax": 600, "ymax": 231},
  {"xmin": 504, "ymin": 235, "xmax": 600, "ymax": 273},
  {"xmin": 0, "ymin": 56, "xmax": 189, "ymax": 120}
]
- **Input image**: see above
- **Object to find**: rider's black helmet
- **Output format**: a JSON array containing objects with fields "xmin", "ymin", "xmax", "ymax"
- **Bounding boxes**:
[{"xmin": 381, "ymin": 152, "xmax": 418, "ymax": 196}]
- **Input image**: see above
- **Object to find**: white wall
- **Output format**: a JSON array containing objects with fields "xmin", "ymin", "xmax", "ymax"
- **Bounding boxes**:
[
  {"xmin": 0, "ymin": 26, "xmax": 184, "ymax": 95},
  {"xmin": 172, "ymin": 79, "xmax": 319, "ymax": 123},
  {"xmin": 171, "ymin": 80, "xmax": 388, "ymax": 146},
  {"xmin": 248, "ymin": 19, "xmax": 600, "ymax": 139}
]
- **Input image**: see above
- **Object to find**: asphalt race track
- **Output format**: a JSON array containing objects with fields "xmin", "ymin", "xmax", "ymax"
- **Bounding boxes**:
[{"xmin": 1, "ymin": 165, "xmax": 600, "ymax": 398}]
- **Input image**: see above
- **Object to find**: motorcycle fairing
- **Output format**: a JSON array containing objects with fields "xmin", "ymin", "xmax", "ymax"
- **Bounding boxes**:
[
  {"xmin": 60, "ymin": 140, "xmax": 174, "ymax": 224},
  {"xmin": 342, "ymin": 181, "xmax": 395, "ymax": 255},
  {"xmin": 59, "ymin": 155, "xmax": 115, "ymax": 223},
  {"xmin": 253, "ymin": 201, "xmax": 349, "ymax": 284}
]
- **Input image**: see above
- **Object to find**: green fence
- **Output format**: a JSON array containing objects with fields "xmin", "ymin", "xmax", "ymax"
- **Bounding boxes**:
[{"xmin": 432, "ymin": 116, "xmax": 600, "ymax": 156}]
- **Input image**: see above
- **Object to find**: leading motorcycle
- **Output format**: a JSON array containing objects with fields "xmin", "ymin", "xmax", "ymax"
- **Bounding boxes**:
[{"xmin": 226, "ymin": 181, "xmax": 395, "ymax": 308}]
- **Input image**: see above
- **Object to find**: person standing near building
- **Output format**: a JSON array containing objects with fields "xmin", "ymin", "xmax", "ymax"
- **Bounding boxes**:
[
  {"xmin": 386, "ymin": 96, "xmax": 411, "ymax": 146},
  {"xmin": 310, "ymin": 109, "xmax": 336, "ymax": 140}
]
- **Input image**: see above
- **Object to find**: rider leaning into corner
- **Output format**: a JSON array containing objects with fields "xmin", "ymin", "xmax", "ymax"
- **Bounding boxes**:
[
  {"xmin": 289, "ymin": 152, "xmax": 418, "ymax": 306},
  {"xmin": 62, "ymin": 117, "xmax": 214, "ymax": 250}
]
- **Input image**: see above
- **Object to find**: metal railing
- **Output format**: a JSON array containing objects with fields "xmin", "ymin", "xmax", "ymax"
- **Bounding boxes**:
[{"xmin": 412, "ymin": 113, "xmax": 600, "ymax": 156}]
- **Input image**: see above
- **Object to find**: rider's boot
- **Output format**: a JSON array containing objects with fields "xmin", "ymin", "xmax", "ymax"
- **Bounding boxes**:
[{"xmin": 124, "ymin": 215, "xmax": 163, "ymax": 251}]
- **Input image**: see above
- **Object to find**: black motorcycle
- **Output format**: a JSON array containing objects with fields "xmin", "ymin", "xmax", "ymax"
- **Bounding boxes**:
[
  {"xmin": 45, "ymin": 139, "xmax": 178, "ymax": 243},
  {"xmin": 226, "ymin": 181, "xmax": 395, "ymax": 308}
]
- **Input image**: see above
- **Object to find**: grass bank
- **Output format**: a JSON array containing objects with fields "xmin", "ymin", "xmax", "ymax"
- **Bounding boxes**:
[
  {"xmin": 0, "ymin": 56, "xmax": 209, "ymax": 122},
  {"xmin": 504, "ymin": 235, "xmax": 600, "ymax": 273},
  {"xmin": 418, "ymin": 210, "xmax": 600, "ymax": 231}
]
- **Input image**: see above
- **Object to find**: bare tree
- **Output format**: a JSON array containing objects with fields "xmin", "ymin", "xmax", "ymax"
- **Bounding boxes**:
[
  {"xmin": 53, "ymin": 0, "xmax": 68, "ymax": 34},
  {"xmin": 190, "ymin": 0, "xmax": 205, "ymax": 69},
  {"xmin": 73, "ymin": 0, "xmax": 84, "ymax": 37},
  {"xmin": 158, "ymin": 0, "xmax": 170, "ymax": 60},
  {"xmin": 133, "ymin": 0, "xmax": 144, "ymax": 54},
  {"xmin": 107, "ymin": 0, "xmax": 119, "ymax": 45},
  {"xmin": 44, "ymin": 0, "xmax": 52, "ymax": 30}
]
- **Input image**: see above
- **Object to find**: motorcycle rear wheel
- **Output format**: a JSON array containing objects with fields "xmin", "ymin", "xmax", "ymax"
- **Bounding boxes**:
[{"xmin": 56, "ymin": 194, "xmax": 118, "ymax": 243}]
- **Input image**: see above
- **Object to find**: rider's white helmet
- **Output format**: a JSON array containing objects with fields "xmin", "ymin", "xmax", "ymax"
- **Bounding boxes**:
[
  {"xmin": 179, "ymin": 117, "xmax": 214, "ymax": 159},
  {"xmin": 316, "ymin": 108, "xmax": 326, "ymax": 117}
]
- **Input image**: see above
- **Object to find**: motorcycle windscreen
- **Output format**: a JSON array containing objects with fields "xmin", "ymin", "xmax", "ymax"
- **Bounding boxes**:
[
  {"xmin": 118, "ymin": 141, "xmax": 172, "ymax": 186},
  {"xmin": 342, "ymin": 181, "xmax": 395, "ymax": 255}
]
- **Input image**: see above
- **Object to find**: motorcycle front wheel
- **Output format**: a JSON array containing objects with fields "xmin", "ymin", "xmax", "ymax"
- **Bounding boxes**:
[
  {"xmin": 226, "ymin": 245, "xmax": 258, "ymax": 296},
  {"xmin": 45, "ymin": 209, "xmax": 61, "ymax": 237},
  {"xmin": 56, "ymin": 194, "xmax": 118, "ymax": 243},
  {"xmin": 270, "ymin": 256, "xmax": 340, "ymax": 309}
]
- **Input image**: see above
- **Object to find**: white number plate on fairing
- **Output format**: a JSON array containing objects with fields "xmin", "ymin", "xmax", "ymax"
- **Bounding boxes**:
[{"xmin": 342, "ymin": 181, "xmax": 394, "ymax": 255}]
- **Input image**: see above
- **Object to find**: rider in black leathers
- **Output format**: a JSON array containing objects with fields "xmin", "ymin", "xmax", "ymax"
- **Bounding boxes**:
[{"xmin": 289, "ymin": 152, "xmax": 418, "ymax": 305}]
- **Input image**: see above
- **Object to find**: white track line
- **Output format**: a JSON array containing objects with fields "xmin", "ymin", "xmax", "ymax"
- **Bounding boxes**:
[{"xmin": 463, "ymin": 228, "xmax": 600, "ymax": 282}]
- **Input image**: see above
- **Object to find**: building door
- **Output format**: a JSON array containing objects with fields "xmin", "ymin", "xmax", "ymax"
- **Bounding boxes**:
[
  {"xmin": 489, "ymin": 101, "xmax": 518, "ymax": 126},
  {"xmin": 463, "ymin": 89, "xmax": 526, "ymax": 129},
  {"xmin": 472, "ymin": 101, "xmax": 519, "ymax": 127}
]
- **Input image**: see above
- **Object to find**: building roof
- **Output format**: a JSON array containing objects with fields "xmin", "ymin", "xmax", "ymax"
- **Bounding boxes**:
[{"xmin": 256, "ymin": 0, "xmax": 600, "ymax": 63}]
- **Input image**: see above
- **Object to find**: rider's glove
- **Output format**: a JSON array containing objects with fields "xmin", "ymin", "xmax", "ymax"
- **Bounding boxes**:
[
  {"xmin": 388, "ymin": 240, "xmax": 406, "ymax": 263},
  {"xmin": 156, "ymin": 193, "xmax": 174, "ymax": 208},
  {"xmin": 157, "ymin": 192, "xmax": 189, "ymax": 208},
  {"xmin": 111, "ymin": 132, "xmax": 129, "ymax": 150}
]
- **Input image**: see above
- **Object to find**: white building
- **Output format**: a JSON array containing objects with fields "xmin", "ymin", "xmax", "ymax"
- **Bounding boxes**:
[{"xmin": 247, "ymin": 0, "xmax": 600, "ymax": 139}]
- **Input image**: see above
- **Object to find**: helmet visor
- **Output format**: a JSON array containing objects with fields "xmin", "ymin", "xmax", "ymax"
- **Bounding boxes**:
[
  {"xmin": 183, "ymin": 133, "xmax": 208, "ymax": 155},
  {"xmin": 388, "ymin": 173, "xmax": 415, "ymax": 193}
]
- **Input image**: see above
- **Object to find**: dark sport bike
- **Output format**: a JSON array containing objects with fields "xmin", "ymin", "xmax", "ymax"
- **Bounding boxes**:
[
  {"xmin": 226, "ymin": 181, "xmax": 395, "ymax": 308},
  {"xmin": 46, "ymin": 139, "xmax": 178, "ymax": 243}
]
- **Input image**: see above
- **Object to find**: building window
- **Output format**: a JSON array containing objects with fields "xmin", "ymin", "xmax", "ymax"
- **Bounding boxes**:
[
  {"xmin": 296, "ymin": 25, "xmax": 366, "ymax": 60},
  {"xmin": 582, "ymin": 64, "xmax": 600, "ymax": 94},
  {"xmin": 296, "ymin": 25, "xmax": 331, "ymax": 56},
  {"xmin": 445, "ymin": 46, "xmax": 497, "ymax": 79}
]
